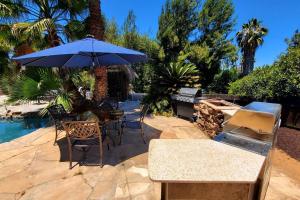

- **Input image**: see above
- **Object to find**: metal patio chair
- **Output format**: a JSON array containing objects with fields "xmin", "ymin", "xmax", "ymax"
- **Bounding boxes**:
[
  {"xmin": 47, "ymin": 104, "xmax": 77, "ymax": 145},
  {"xmin": 62, "ymin": 121, "xmax": 103, "ymax": 169},
  {"xmin": 120, "ymin": 104, "xmax": 149, "ymax": 144}
]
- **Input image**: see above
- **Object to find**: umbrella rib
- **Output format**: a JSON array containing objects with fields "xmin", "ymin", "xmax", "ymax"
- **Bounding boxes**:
[
  {"xmin": 78, "ymin": 52, "xmax": 107, "ymax": 57},
  {"xmin": 62, "ymin": 54, "xmax": 77, "ymax": 67},
  {"xmin": 78, "ymin": 52, "xmax": 92, "ymax": 57},
  {"xmin": 20, "ymin": 56, "xmax": 46, "ymax": 66},
  {"xmin": 105, "ymin": 53, "xmax": 131, "ymax": 65},
  {"xmin": 93, "ymin": 53, "xmax": 115, "ymax": 67}
]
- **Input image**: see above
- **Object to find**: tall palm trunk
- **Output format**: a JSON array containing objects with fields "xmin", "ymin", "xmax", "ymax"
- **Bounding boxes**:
[
  {"xmin": 93, "ymin": 67, "xmax": 108, "ymax": 101},
  {"xmin": 241, "ymin": 48, "xmax": 255, "ymax": 76},
  {"xmin": 88, "ymin": 0, "xmax": 104, "ymax": 40},
  {"xmin": 14, "ymin": 42, "xmax": 34, "ymax": 71},
  {"xmin": 88, "ymin": 0, "xmax": 107, "ymax": 102},
  {"xmin": 15, "ymin": 42, "xmax": 34, "ymax": 57},
  {"xmin": 48, "ymin": 29, "xmax": 61, "ymax": 47}
]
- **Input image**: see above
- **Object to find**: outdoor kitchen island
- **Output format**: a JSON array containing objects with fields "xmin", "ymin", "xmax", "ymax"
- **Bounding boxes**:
[{"xmin": 148, "ymin": 139, "xmax": 266, "ymax": 200}]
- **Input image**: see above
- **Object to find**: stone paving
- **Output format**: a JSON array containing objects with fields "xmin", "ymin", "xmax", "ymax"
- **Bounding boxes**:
[
  {"xmin": 0, "ymin": 101, "xmax": 299, "ymax": 199},
  {"xmin": 0, "ymin": 95, "xmax": 48, "ymax": 118}
]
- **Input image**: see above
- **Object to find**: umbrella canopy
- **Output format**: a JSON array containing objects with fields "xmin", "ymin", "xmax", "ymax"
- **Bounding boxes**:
[{"xmin": 12, "ymin": 37, "xmax": 147, "ymax": 67}]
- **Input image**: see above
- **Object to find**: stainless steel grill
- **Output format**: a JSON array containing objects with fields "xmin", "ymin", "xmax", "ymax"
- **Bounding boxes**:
[
  {"xmin": 171, "ymin": 88, "xmax": 203, "ymax": 120},
  {"xmin": 214, "ymin": 101, "xmax": 282, "ymax": 200}
]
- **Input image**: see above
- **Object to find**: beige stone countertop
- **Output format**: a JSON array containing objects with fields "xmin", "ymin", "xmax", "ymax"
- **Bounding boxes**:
[{"xmin": 148, "ymin": 139, "xmax": 265, "ymax": 184}]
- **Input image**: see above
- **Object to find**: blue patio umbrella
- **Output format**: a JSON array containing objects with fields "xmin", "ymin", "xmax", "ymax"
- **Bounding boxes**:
[{"xmin": 12, "ymin": 37, "xmax": 147, "ymax": 67}]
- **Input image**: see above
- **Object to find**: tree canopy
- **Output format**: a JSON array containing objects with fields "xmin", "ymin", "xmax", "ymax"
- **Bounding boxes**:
[
  {"xmin": 157, "ymin": 0, "xmax": 237, "ymax": 89},
  {"xmin": 229, "ymin": 31, "xmax": 300, "ymax": 101}
]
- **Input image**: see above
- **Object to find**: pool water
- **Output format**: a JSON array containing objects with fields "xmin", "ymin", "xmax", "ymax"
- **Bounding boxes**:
[{"xmin": 0, "ymin": 117, "xmax": 50, "ymax": 143}]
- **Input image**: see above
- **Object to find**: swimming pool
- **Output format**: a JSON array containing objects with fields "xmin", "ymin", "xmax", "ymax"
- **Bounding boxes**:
[{"xmin": 0, "ymin": 117, "xmax": 50, "ymax": 143}]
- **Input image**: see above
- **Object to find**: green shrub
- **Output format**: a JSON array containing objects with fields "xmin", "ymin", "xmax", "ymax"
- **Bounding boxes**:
[
  {"xmin": 229, "ymin": 48, "xmax": 300, "ymax": 101},
  {"xmin": 208, "ymin": 68, "xmax": 239, "ymax": 93}
]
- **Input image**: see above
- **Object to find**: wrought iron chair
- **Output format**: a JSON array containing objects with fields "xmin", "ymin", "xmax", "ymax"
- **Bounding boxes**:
[
  {"xmin": 120, "ymin": 104, "xmax": 149, "ymax": 144},
  {"xmin": 62, "ymin": 121, "xmax": 103, "ymax": 169},
  {"xmin": 47, "ymin": 104, "xmax": 77, "ymax": 145}
]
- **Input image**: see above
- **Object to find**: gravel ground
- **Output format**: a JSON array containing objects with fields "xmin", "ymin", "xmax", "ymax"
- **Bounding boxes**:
[{"xmin": 277, "ymin": 127, "xmax": 300, "ymax": 160}]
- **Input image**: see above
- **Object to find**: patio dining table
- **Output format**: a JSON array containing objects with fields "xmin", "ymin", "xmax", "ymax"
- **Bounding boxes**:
[{"xmin": 99, "ymin": 109, "xmax": 124, "ymax": 146}]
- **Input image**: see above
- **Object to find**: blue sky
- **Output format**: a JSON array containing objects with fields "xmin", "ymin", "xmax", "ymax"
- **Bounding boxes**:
[{"xmin": 102, "ymin": 0, "xmax": 300, "ymax": 67}]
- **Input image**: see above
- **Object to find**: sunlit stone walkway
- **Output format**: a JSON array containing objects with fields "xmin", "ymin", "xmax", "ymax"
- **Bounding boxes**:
[{"xmin": 0, "ymin": 101, "xmax": 299, "ymax": 200}]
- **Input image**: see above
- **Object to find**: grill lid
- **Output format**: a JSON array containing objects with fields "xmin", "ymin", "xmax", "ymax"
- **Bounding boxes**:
[
  {"xmin": 223, "ymin": 102, "xmax": 282, "ymax": 135},
  {"xmin": 178, "ymin": 88, "xmax": 200, "ymax": 97},
  {"xmin": 171, "ymin": 88, "xmax": 202, "ymax": 103},
  {"xmin": 243, "ymin": 102, "xmax": 281, "ymax": 122}
]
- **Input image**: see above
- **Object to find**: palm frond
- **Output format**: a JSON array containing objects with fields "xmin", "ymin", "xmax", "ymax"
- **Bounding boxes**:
[
  {"xmin": 11, "ymin": 22, "xmax": 31, "ymax": 37},
  {"xmin": 54, "ymin": 91, "xmax": 74, "ymax": 112},
  {"xmin": 25, "ymin": 18, "xmax": 56, "ymax": 37},
  {"xmin": 0, "ymin": 2, "xmax": 12, "ymax": 15},
  {"xmin": 7, "ymin": 67, "xmax": 62, "ymax": 103}
]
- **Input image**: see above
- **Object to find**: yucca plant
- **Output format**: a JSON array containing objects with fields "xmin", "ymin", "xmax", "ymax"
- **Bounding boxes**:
[
  {"xmin": 158, "ymin": 53, "xmax": 200, "ymax": 93},
  {"xmin": 145, "ymin": 53, "xmax": 200, "ymax": 114},
  {"xmin": 160, "ymin": 61, "xmax": 200, "ymax": 93}
]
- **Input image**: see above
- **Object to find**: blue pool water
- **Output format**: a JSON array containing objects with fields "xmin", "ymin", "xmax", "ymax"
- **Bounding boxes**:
[{"xmin": 0, "ymin": 117, "xmax": 50, "ymax": 143}]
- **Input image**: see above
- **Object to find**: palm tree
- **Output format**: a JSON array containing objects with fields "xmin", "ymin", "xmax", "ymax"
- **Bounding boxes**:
[
  {"xmin": 1, "ymin": 0, "xmax": 87, "ymax": 48},
  {"xmin": 87, "ymin": 0, "xmax": 107, "ymax": 102},
  {"xmin": 236, "ymin": 18, "xmax": 268, "ymax": 76},
  {"xmin": 0, "ymin": 1, "xmax": 89, "ymax": 109},
  {"xmin": 88, "ymin": 0, "xmax": 104, "ymax": 40}
]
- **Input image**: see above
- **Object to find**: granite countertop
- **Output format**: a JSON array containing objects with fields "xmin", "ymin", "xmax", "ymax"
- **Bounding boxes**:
[{"xmin": 148, "ymin": 139, "xmax": 265, "ymax": 183}]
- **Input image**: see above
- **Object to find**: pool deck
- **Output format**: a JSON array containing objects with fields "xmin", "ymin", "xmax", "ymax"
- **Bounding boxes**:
[
  {"xmin": 0, "ymin": 101, "xmax": 300, "ymax": 199},
  {"xmin": 0, "ymin": 95, "xmax": 48, "ymax": 119}
]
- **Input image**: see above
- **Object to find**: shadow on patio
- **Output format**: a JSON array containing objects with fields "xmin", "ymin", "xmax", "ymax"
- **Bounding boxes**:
[{"xmin": 56, "ymin": 118, "xmax": 162, "ymax": 168}]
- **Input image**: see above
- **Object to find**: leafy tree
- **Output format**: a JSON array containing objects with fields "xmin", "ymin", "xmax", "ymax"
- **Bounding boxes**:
[
  {"xmin": 158, "ymin": 0, "xmax": 198, "ymax": 63},
  {"xmin": 105, "ymin": 18, "xmax": 121, "ymax": 45},
  {"xmin": 122, "ymin": 10, "xmax": 139, "ymax": 49},
  {"xmin": 191, "ymin": 0, "xmax": 237, "ymax": 88},
  {"xmin": 236, "ymin": 18, "xmax": 268, "ymax": 76},
  {"xmin": 149, "ymin": 0, "xmax": 237, "ymax": 113},
  {"xmin": 286, "ymin": 29, "xmax": 300, "ymax": 49},
  {"xmin": 157, "ymin": 0, "xmax": 237, "ymax": 89},
  {"xmin": 130, "ymin": 35, "xmax": 160, "ymax": 92},
  {"xmin": 120, "ymin": 10, "xmax": 160, "ymax": 93},
  {"xmin": 208, "ymin": 67, "xmax": 238, "ymax": 93}
]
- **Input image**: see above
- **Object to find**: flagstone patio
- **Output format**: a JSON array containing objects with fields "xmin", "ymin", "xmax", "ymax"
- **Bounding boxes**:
[{"xmin": 0, "ymin": 101, "xmax": 300, "ymax": 200}]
